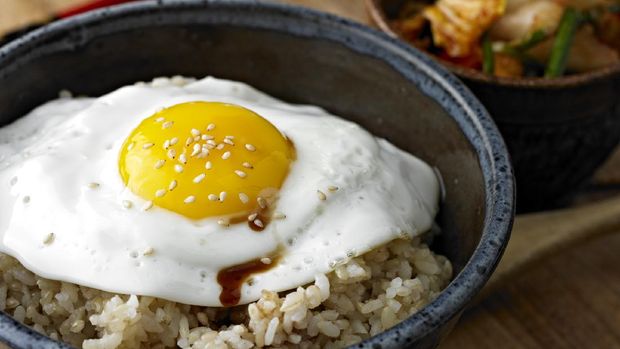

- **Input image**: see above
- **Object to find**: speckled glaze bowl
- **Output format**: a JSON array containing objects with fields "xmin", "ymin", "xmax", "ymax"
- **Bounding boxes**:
[
  {"xmin": 0, "ymin": 1, "xmax": 514, "ymax": 348},
  {"xmin": 367, "ymin": 0, "xmax": 620, "ymax": 212}
]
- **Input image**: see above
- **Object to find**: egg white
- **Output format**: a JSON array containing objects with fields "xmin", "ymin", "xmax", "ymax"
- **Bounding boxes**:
[{"xmin": 0, "ymin": 77, "xmax": 439, "ymax": 306}]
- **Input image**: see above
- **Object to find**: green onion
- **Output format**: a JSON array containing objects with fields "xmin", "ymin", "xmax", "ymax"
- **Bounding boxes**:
[
  {"xmin": 514, "ymin": 30, "xmax": 548, "ymax": 52},
  {"xmin": 545, "ymin": 7, "xmax": 579, "ymax": 78},
  {"xmin": 482, "ymin": 34, "xmax": 495, "ymax": 75},
  {"xmin": 498, "ymin": 30, "xmax": 548, "ymax": 65}
]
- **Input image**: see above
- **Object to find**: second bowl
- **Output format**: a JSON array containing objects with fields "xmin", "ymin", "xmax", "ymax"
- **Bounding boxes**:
[{"xmin": 367, "ymin": 0, "xmax": 620, "ymax": 211}]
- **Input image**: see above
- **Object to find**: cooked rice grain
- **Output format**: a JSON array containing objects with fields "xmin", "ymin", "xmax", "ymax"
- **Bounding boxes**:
[{"xmin": 0, "ymin": 237, "xmax": 451, "ymax": 349}]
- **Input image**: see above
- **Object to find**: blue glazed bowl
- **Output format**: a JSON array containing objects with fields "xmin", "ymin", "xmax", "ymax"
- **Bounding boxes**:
[{"xmin": 0, "ymin": 1, "xmax": 514, "ymax": 348}]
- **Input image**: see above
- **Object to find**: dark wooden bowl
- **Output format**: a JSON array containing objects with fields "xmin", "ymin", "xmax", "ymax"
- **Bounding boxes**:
[{"xmin": 367, "ymin": 0, "xmax": 620, "ymax": 212}]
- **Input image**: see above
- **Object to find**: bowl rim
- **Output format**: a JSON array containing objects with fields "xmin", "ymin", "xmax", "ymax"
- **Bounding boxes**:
[
  {"xmin": 0, "ymin": 0, "xmax": 515, "ymax": 348},
  {"xmin": 365, "ymin": 0, "xmax": 620, "ymax": 89}
]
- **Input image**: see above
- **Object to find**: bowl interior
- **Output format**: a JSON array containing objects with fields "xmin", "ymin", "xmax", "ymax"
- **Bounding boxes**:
[
  {"xmin": 0, "ymin": 7, "xmax": 485, "ymax": 273},
  {"xmin": 0, "ymin": 2, "xmax": 513, "ymax": 348}
]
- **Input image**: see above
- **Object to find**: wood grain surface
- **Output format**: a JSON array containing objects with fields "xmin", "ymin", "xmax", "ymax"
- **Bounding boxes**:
[{"xmin": 2, "ymin": 1, "xmax": 620, "ymax": 349}]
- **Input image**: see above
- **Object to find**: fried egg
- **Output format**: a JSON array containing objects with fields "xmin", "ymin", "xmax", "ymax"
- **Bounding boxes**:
[{"xmin": 0, "ymin": 77, "xmax": 439, "ymax": 306}]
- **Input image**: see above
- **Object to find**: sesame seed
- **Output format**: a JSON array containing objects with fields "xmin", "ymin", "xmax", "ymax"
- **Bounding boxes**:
[
  {"xmin": 254, "ymin": 219, "xmax": 264, "ymax": 228},
  {"xmin": 273, "ymin": 211, "xmax": 286, "ymax": 219},
  {"xmin": 194, "ymin": 136, "xmax": 201, "ymax": 142},
  {"xmin": 179, "ymin": 153, "xmax": 187, "ymax": 164},
  {"xmin": 208, "ymin": 194, "xmax": 218, "ymax": 201},
  {"xmin": 143, "ymin": 143, "xmax": 155, "ymax": 149},
  {"xmin": 239, "ymin": 193, "xmax": 249, "ymax": 204},
  {"xmin": 193, "ymin": 173, "xmax": 206, "ymax": 183},
  {"xmin": 225, "ymin": 135, "xmax": 235, "ymax": 140},
  {"xmin": 185, "ymin": 137, "xmax": 194, "ymax": 146},
  {"xmin": 167, "ymin": 149, "xmax": 176, "ymax": 159},
  {"xmin": 155, "ymin": 189, "xmax": 166, "ymax": 197},
  {"xmin": 191, "ymin": 128, "xmax": 201, "ymax": 137},
  {"xmin": 245, "ymin": 144, "xmax": 256, "ymax": 152},
  {"xmin": 191, "ymin": 144, "xmax": 201, "ymax": 157},
  {"xmin": 199, "ymin": 149, "xmax": 210, "ymax": 158},
  {"xmin": 235, "ymin": 170, "xmax": 247, "ymax": 178},
  {"xmin": 162, "ymin": 121, "xmax": 174, "ymax": 129},
  {"xmin": 122, "ymin": 200, "xmax": 133, "ymax": 209},
  {"xmin": 207, "ymin": 123, "xmax": 216, "ymax": 131},
  {"xmin": 248, "ymin": 213, "xmax": 258, "ymax": 221},
  {"xmin": 174, "ymin": 164, "xmax": 184, "ymax": 173},
  {"xmin": 242, "ymin": 162, "xmax": 253, "ymax": 169},
  {"xmin": 207, "ymin": 140, "xmax": 217, "ymax": 146},
  {"xmin": 155, "ymin": 117, "xmax": 165, "ymax": 123},
  {"xmin": 169, "ymin": 180, "xmax": 177, "ymax": 191},
  {"xmin": 219, "ymin": 191, "xmax": 227, "ymax": 202},
  {"xmin": 328, "ymin": 185, "xmax": 339, "ymax": 192},
  {"xmin": 154, "ymin": 159, "xmax": 166, "ymax": 169},
  {"xmin": 202, "ymin": 134, "xmax": 214, "ymax": 140},
  {"xmin": 43, "ymin": 233, "xmax": 55, "ymax": 245},
  {"xmin": 317, "ymin": 190, "xmax": 327, "ymax": 201},
  {"xmin": 257, "ymin": 196, "xmax": 267, "ymax": 209},
  {"xmin": 217, "ymin": 219, "xmax": 229, "ymax": 227},
  {"xmin": 205, "ymin": 161, "xmax": 213, "ymax": 170},
  {"xmin": 141, "ymin": 201, "xmax": 153, "ymax": 211},
  {"xmin": 87, "ymin": 182, "xmax": 100, "ymax": 189},
  {"xmin": 143, "ymin": 247, "xmax": 155, "ymax": 256},
  {"xmin": 260, "ymin": 257, "xmax": 271, "ymax": 264},
  {"xmin": 222, "ymin": 151, "xmax": 231, "ymax": 160},
  {"xmin": 184, "ymin": 196, "xmax": 196, "ymax": 204},
  {"xmin": 163, "ymin": 140, "xmax": 171, "ymax": 149},
  {"xmin": 223, "ymin": 138, "xmax": 235, "ymax": 146},
  {"xmin": 127, "ymin": 143, "xmax": 135, "ymax": 151},
  {"xmin": 170, "ymin": 137, "xmax": 179, "ymax": 146},
  {"xmin": 216, "ymin": 144, "xmax": 225, "ymax": 150}
]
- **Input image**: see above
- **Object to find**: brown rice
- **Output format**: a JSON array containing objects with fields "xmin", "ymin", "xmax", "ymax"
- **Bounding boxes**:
[{"xmin": 0, "ymin": 236, "xmax": 451, "ymax": 349}]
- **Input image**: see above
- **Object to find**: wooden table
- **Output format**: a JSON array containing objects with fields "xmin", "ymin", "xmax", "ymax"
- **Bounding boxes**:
[{"xmin": 2, "ymin": 1, "xmax": 620, "ymax": 348}]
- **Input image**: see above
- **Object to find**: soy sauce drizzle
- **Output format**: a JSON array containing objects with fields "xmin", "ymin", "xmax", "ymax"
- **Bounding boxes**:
[
  {"xmin": 216, "ymin": 138, "xmax": 295, "ymax": 305},
  {"xmin": 217, "ymin": 254, "xmax": 281, "ymax": 307}
]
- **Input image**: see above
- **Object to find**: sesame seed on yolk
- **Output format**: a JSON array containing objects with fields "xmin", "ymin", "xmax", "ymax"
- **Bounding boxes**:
[{"xmin": 119, "ymin": 102, "xmax": 294, "ymax": 220}]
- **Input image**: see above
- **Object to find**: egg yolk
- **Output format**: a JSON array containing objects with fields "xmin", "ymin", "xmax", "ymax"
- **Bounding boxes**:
[{"xmin": 119, "ymin": 102, "xmax": 294, "ymax": 220}]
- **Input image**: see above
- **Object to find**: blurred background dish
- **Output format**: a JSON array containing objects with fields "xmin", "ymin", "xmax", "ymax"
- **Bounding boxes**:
[
  {"xmin": 367, "ymin": 0, "xmax": 620, "ymax": 212},
  {"xmin": 378, "ymin": 0, "xmax": 620, "ymax": 78}
]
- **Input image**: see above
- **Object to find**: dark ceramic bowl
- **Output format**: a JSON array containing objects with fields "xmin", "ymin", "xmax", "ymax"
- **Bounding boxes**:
[
  {"xmin": 0, "ymin": 1, "xmax": 514, "ymax": 348},
  {"xmin": 367, "ymin": 0, "xmax": 620, "ymax": 212}
]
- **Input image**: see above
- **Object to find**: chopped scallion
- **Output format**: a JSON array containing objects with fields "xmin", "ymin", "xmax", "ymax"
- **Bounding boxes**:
[
  {"xmin": 545, "ymin": 7, "xmax": 579, "ymax": 78},
  {"xmin": 482, "ymin": 34, "xmax": 495, "ymax": 75}
]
